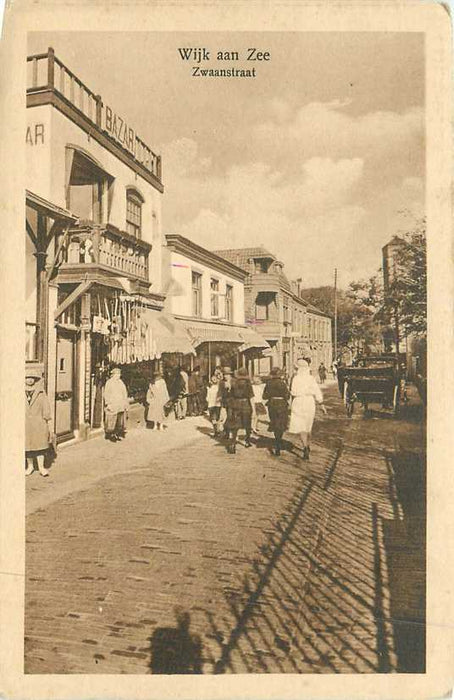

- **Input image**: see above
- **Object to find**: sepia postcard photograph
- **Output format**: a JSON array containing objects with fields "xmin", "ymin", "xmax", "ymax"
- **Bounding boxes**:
[{"xmin": 0, "ymin": 1, "xmax": 453, "ymax": 699}]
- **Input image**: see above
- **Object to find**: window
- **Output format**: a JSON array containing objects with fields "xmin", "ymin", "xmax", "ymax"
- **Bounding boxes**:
[
  {"xmin": 68, "ymin": 150, "xmax": 111, "ymax": 223},
  {"xmin": 210, "ymin": 278, "xmax": 219, "ymax": 317},
  {"xmin": 225, "ymin": 284, "xmax": 233, "ymax": 321},
  {"xmin": 254, "ymin": 259, "xmax": 269, "ymax": 273},
  {"xmin": 126, "ymin": 189, "xmax": 143, "ymax": 238},
  {"xmin": 192, "ymin": 271, "xmax": 202, "ymax": 317},
  {"xmin": 255, "ymin": 293, "xmax": 269, "ymax": 320},
  {"xmin": 283, "ymin": 296, "xmax": 290, "ymax": 323}
]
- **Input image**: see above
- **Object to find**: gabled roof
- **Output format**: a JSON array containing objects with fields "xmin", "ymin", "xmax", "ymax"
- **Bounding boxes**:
[{"xmin": 213, "ymin": 247, "xmax": 276, "ymax": 270}]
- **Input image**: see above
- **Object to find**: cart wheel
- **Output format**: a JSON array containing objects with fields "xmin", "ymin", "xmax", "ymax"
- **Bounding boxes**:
[{"xmin": 393, "ymin": 384, "xmax": 400, "ymax": 416}]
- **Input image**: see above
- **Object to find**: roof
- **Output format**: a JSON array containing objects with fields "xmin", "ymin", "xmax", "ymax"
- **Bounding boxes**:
[
  {"xmin": 26, "ymin": 190, "xmax": 78, "ymax": 222},
  {"xmin": 214, "ymin": 247, "xmax": 293, "ymax": 292},
  {"xmin": 166, "ymin": 235, "xmax": 247, "ymax": 281},
  {"xmin": 306, "ymin": 303, "xmax": 331, "ymax": 319},
  {"xmin": 213, "ymin": 247, "xmax": 276, "ymax": 270}
]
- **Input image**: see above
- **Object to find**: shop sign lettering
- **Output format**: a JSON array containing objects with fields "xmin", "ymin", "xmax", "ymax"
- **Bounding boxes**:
[
  {"xmin": 102, "ymin": 105, "xmax": 154, "ymax": 173},
  {"xmin": 26, "ymin": 123, "xmax": 45, "ymax": 145},
  {"xmin": 103, "ymin": 105, "xmax": 136, "ymax": 156}
]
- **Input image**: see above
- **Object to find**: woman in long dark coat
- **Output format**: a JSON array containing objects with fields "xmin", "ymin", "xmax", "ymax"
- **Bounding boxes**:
[
  {"xmin": 227, "ymin": 367, "xmax": 254, "ymax": 454},
  {"xmin": 263, "ymin": 367, "xmax": 290, "ymax": 456},
  {"xmin": 25, "ymin": 364, "xmax": 52, "ymax": 476}
]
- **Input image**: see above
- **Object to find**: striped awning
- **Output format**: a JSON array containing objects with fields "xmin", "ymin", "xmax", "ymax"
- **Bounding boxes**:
[
  {"xmin": 182, "ymin": 320, "xmax": 270, "ymax": 352},
  {"xmin": 237, "ymin": 328, "xmax": 271, "ymax": 353},
  {"xmin": 143, "ymin": 310, "xmax": 196, "ymax": 356}
]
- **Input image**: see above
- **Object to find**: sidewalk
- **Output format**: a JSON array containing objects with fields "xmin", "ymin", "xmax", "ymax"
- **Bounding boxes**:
[{"xmin": 26, "ymin": 414, "xmax": 209, "ymax": 516}]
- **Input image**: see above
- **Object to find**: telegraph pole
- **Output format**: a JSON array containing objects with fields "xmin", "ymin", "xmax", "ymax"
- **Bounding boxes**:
[{"xmin": 334, "ymin": 268, "xmax": 338, "ymax": 362}]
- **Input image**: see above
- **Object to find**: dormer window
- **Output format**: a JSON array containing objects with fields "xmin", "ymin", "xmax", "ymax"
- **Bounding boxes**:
[
  {"xmin": 126, "ymin": 188, "xmax": 144, "ymax": 238},
  {"xmin": 254, "ymin": 258, "xmax": 270, "ymax": 273}
]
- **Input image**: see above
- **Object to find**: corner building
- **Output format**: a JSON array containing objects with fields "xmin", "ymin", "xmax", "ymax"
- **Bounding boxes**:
[
  {"xmin": 25, "ymin": 47, "xmax": 192, "ymax": 442},
  {"xmin": 214, "ymin": 247, "xmax": 333, "ymax": 375}
]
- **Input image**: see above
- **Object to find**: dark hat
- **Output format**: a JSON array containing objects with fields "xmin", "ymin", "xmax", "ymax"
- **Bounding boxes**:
[
  {"xmin": 270, "ymin": 367, "xmax": 282, "ymax": 377},
  {"xmin": 236, "ymin": 367, "xmax": 249, "ymax": 378}
]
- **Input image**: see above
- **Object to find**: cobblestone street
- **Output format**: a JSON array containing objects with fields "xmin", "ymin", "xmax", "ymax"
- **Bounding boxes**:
[{"xmin": 25, "ymin": 383, "xmax": 425, "ymax": 674}]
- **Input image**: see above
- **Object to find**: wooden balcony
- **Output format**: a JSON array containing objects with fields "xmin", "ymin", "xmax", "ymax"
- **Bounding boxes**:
[
  {"xmin": 247, "ymin": 271, "xmax": 281, "ymax": 294},
  {"xmin": 59, "ymin": 223, "xmax": 151, "ymax": 282},
  {"xmin": 246, "ymin": 319, "xmax": 281, "ymax": 340}
]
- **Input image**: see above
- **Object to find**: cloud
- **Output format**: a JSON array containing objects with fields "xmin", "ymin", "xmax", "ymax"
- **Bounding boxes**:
[
  {"xmin": 161, "ymin": 101, "xmax": 424, "ymax": 287},
  {"xmin": 254, "ymin": 101, "xmax": 424, "ymax": 170}
]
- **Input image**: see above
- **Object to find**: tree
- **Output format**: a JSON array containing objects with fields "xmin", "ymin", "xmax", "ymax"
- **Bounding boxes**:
[
  {"xmin": 345, "ymin": 275, "xmax": 385, "ymax": 355},
  {"xmin": 300, "ymin": 284, "xmax": 382, "ymax": 358},
  {"xmin": 383, "ymin": 220, "xmax": 427, "ymax": 340}
]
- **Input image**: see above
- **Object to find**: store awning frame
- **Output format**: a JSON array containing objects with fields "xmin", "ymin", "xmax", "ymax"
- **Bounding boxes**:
[{"xmin": 181, "ymin": 319, "xmax": 270, "ymax": 353}]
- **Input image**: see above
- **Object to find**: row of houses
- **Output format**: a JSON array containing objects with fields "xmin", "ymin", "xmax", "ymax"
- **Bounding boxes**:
[{"xmin": 26, "ymin": 47, "xmax": 332, "ymax": 443}]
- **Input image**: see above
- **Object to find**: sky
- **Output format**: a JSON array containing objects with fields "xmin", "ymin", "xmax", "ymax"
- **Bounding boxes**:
[{"xmin": 29, "ymin": 32, "xmax": 425, "ymax": 288}]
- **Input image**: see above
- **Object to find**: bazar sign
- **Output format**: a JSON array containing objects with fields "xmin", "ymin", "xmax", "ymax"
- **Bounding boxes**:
[
  {"xmin": 102, "ymin": 105, "xmax": 155, "ymax": 173},
  {"xmin": 102, "ymin": 105, "xmax": 136, "ymax": 156}
]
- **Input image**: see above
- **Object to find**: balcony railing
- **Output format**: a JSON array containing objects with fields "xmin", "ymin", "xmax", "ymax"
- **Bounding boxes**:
[
  {"xmin": 27, "ymin": 48, "xmax": 162, "ymax": 183},
  {"xmin": 247, "ymin": 271, "xmax": 281, "ymax": 293},
  {"xmin": 62, "ymin": 223, "xmax": 151, "ymax": 281}
]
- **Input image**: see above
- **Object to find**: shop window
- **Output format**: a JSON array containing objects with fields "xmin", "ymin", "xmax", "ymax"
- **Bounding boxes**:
[
  {"xmin": 126, "ymin": 189, "xmax": 143, "ymax": 238},
  {"xmin": 210, "ymin": 278, "xmax": 219, "ymax": 317},
  {"xmin": 225, "ymin": 284, "xmax": 233, "ymax": 321},
  {"xmin": 192, "ymin": 271, "xmax": 202, "ymax": 317},
  {"xmin": 67, "ymin": 149, "xmax": 112, "ymax": 223}
]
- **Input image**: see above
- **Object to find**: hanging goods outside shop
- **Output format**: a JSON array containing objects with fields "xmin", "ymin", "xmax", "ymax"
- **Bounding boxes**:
[
  {"xmin": 91, "ymin": 292, "xmax": 158, "ymax": 364},
  {"xmin": 91, "ymin": 292, "xmax": 195, "ymax": 364}
]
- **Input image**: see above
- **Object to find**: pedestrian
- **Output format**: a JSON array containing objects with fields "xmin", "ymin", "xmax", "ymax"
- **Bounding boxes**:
[
  {"xmin": 25, "ymin": 363, "xmax": 53, "ymax": 477},
  {"xmin": 104, "ymin": 366, "xmax": 129, "ymax": 442},
  {"xmin": 227, "ymin": 367, "xmax": 254, "ymax": 454},
  {"xmin": 199, "ymin": 373, "xmax": 208, "ymax": 414},
  {"xmin": 146, "ymin": 371, "xmax": 170, "ymax": 430},
  {"xmin": 188, "ymin": 366, "xmax": 202, "ymax": 416},
  {"xmin": 251, "ymin": 375, "xmax": 266, "ymax": 434},
  {"xmin": 170, "ymin": 366, "xmax": 187, "ymax": 421},
  {"xmin": 219, "ymin": 366, "xmax": 233, "ymax": 438},
  {"xmin": 263, "ymin": 367, "xmax": 290, "ymax": 456},
  {"xmin": 213, "ymin": 365, "xmax": 224, "ymax": 382},
  {"xmin": 179, "ymin": 366, "xmax": 189, "ymax": 419},
  {"xmin": 318, "ymin": 362, "xmax": 327, "ymax": 384},
  {"xmin": 207, "ymin": 375, "xmax": 222, "ymax": 436},
  {"xmin": 288, "ymin": 358, "xmax": 327, "ymax": 460},
  {"xmin": 332, "ymin": 360, "xmax": 338, "ymax": 379}
]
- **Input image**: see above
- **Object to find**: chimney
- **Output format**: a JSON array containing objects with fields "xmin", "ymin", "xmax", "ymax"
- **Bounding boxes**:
[{"xmin": 296, "ymin": 277, "xmax": 302, "ymax": 297}]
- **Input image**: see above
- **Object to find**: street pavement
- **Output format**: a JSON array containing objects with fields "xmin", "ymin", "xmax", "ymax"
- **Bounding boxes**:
[{"xmin": 25, "ymin": 382, "xmax": 426, "ymax": 674}]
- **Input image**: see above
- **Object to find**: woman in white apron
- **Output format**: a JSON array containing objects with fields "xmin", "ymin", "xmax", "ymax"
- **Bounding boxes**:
[{"xmin": 288, "ymin": 358, "xmax": 327, "ymax": 460}]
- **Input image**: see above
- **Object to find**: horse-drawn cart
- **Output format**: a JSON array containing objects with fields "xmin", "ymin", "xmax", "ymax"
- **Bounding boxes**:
[{"xmin": 337, "ymin": 355, "xmax": 405, "ymax": 418}]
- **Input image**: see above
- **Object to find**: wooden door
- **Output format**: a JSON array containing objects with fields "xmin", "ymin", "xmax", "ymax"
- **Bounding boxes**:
[{"xmin": 55, "ymin": 331, "xmax": 76, "ymax": 440}]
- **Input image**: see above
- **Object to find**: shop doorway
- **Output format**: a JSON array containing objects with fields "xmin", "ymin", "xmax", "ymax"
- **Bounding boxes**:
[{"xmin": 55, "ymin": 330, "xmax": 76, "ymax": 441}]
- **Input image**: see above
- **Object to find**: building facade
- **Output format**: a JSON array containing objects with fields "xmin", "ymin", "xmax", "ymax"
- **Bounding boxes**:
[
  {"xmin": 214, "ymin": 247, "xmax": 333, "ymax": 375},
  {"xmin": 26, "ymin": 47, "xmax": 193, "ymax": 442},
  {"xmin": 163, "ymin": 235, "xmax": 270, "ymax": 377}
]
